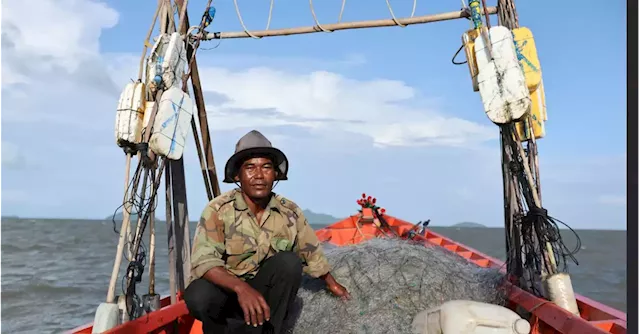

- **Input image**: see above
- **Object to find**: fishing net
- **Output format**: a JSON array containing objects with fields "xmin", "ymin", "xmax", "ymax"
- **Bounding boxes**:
[{"xmin": 283, "ymin": 238, "xmax": 509, "ymax": 334}]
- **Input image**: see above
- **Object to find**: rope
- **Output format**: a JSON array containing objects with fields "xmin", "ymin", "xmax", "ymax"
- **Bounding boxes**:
[
  {"xmin": 309, "ymin": 0, "xmax": 348, "ymax": 33},
  {"xmin": 451, "ymin": 44, "xmax": 467, "ymax": 65},
  {"xmin": 517, "ymin": 207, "xmax": 581, "ymax": 296},
  {"xmin": 497, "ymin": 0, "xmax": 519, "ymax": 29},
  {"xmin": 232, "ymin": 0, "xmax": 275, "ymax": 39},
  {"xmin": 182, "ymin": 0, "xmax": 213, "ymax": 85},
  {"xmin": 494, "ymin": 0, "xmax": 557, "ymax": 297},
  {"xmin": 384, "ymin": 0, "xmax": 417, "ymax": 27},
  {"xmin": 122, "ymin": 159, "xmax": 167, "ymax": 318}
]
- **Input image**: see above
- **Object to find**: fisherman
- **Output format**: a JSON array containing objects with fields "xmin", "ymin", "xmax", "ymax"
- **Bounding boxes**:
[{"xmin": 184, "ymin": 130, "xmax": 351, "ymax": 334}]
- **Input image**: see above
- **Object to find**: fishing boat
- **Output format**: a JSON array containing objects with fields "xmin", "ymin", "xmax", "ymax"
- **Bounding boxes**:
[
  {"xmin": 68, "ymin": 0, "xmax": 628, "ymax": 333},
  {"xmin": 69, "ymin": 206, "xmax": 627, "ymax": 334}
]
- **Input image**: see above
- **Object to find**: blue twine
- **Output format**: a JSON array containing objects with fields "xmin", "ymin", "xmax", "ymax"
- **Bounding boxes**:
[{"xmin": 511, "ymin": 31, "xmax": 539, "ymax": 74}]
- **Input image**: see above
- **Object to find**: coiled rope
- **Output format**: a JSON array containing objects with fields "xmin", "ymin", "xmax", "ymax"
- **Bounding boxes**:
[
  {"xmin": 384, "ymin": 0, "xmax": 417, "ymax": 27},
  {"xmin": 233, "ymin": 0, "xmax": 274, "ymax": 39},
  {"xmin": 309, "ymin": 0, "xmax": 347, "ymax": 33}
]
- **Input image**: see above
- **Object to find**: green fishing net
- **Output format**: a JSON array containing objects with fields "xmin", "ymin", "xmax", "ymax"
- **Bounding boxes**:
[{"xmin": 284, "ymin": 238, "xmax": 508, "ymax": 334}]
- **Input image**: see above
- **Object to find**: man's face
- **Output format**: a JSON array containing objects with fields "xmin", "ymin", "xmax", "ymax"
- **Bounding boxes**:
[{"xmin": 236, "ymin": 157, "xmax": 276, "ymax": 199}]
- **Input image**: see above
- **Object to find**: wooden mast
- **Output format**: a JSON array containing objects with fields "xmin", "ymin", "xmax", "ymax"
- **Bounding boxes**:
[
  {"xmin": 497, "ymin": 0, "xmax": 546, "ymax": 295},
  {"xmin": 160, "ymin": 0, "xmax": 223, "ymax": 302},
  {"xmin": 497, "ymin": 0, "xmax": 525, "ymax": 287}
]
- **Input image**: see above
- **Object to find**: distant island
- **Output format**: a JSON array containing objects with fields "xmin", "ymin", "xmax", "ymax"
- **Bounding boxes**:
[
  {"xmin": 106, "ymin": 209, "xmax": 341, "ymax": 225},
  {"xmin": 106, "ymin": 210, "xmax": 481, "ymax": 228},
  {"xmin": 107, "ymin": 211, "xmax": 147, "ymax": 222},
  {"xmin": 451, "ymin": 222, "xmax": 487, "ymax": 228},
  {"xmin": 303, "ymin": 209, "xmax": 340, "ymax": 226}
]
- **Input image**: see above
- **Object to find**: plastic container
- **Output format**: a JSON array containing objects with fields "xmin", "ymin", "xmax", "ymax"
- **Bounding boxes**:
[
  {"xmin": 145, "ymin": 32, "xmax": 186, "ymax": 92},
  {"xmin": 146, "ymin": 34, "xmax": 170, "ymax": 94},
  {"xmin": 475, "ymin": 26, "xmax": 531, "ymax": 124},
  {"xmin": 149, "ymin": 86, "xmax": 194, "ymax": 160},
  {"xmin": 411, "ymin": 300, "xmax": 531, "ymax": 334},
  {"xmin": 143, "ymin": 101, "xmax": 156, "ymax": 130},
  {"xmin": 512, "ymin": 27, "xmax": 542, "ymax": 93},
  {"xmin": 160, "ymin": 32, "xmax": 187, "ymax": 89},
  {"xmin": 115, "ymin": 82, "xmax": 146, "ymax": 146},
  {"xmin": 462, "ymin": 28, "xmax": 481, "ymax": 92},
  {"xmin": 515, "ymin": 80, "xmax": 547, "ymax": 141}
]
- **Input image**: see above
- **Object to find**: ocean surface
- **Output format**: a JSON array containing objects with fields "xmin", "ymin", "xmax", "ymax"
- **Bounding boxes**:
[{"xmin": 1, "ymin": 218, "xmax": 627, "ymax": 333}]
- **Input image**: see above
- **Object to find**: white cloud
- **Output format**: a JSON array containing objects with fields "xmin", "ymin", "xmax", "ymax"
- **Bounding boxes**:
[
  {"xmin": 0, "ymin": 0, "xmax": 626, "ymax": 231},
  {"xmin": 2, "ymin": 0, "xmax": 119, "ymax": 75},
  {"xmin": 1, "ymin": 0, "xmax": 497, "ymax": 150},
  {"xmin": 199, "ymin": 67, "xmax": 498, "ymax": 147},
  {"xmin": 1, "ymin": 0, "xmax": 121, "ymax": 115}
]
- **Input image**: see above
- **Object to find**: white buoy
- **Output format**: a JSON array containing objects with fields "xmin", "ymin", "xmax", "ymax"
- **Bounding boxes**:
[
  {"xmin": 115, "ymin": 82, "xmax": 146, "ymax": 146},
  {"xmin": 474, "ymin": 26, "xmax": 531, "ymax": 124},
  {"xmin": 91, "ymin": 303, "xmax": 120, "ymax": 334},
  {"xmin": 145, "ymin": 32, "xmax": 187, "ymax": 94},
  {"xmin": 148, "ymin": 86, "xmax": 194, "ymax": 160},
  {"xmin": 544, "ymin": 272, "xmax": 580, "ymax": 316}
]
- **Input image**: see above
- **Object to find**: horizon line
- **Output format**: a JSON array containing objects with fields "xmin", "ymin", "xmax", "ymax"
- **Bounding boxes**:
[{"xmin": 1, "ymin": 216, "xmax": 628, "ymax": 232}]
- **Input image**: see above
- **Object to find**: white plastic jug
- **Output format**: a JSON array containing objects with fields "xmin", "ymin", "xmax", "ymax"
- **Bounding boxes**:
[
  {"xmin": 146, "ymin": 32, "xmax": 187, "ymax": 93},
  {"xmin": 115, "ymin": 81, "xmax": 146, "ymax": 146},
  {"xmin": 160, "ymin": 32, "xmax": 187, "ymax": 88},
  {"xmin": 474, "ymin": 26, "xmax": 531, "ymax": 125},
  {"xmin": 146, "ymin": 34, "xmax": 170, "ymax": 94},
  {"xmin": 411, "ymin": 300, "xmax": 531, "ymax": 334},
  {"xmin": 149, "ymin": 86, "xmax": 194, "ymax": 160}
]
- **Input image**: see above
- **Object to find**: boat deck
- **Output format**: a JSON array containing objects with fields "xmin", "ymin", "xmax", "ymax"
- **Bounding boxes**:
[{"xmin": 69, "ymin": 213, "xmax": 626, "ymax": 334}]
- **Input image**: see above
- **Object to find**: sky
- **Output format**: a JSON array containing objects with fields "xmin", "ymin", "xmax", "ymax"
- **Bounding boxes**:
[{"xmin": 1, "ymin": 0, "xmax": 628, "ymax": 230}]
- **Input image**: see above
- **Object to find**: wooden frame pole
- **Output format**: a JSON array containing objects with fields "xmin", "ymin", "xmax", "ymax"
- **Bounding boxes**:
[
  {"xmin": 175, "ymin": 0, "xmax": 222, "ymax": 199},
  {"xmin": 204, "ymin": 7, "xmax": 497, "ymax": 40}
]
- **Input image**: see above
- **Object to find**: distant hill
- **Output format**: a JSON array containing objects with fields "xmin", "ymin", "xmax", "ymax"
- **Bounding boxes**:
[
  {"xmin": 108, "ymin": 211, "xmax": 162, "ymax": 222},
  {"xmin": 106, "ymin": 209, "xmax": 339, "ymax": 225},
  {"xmin": 107, "ymin": 211, "xmax": 139, "ymax": 221},
  {"xmin": 452, "ymin": 222, "xmax": 487, "ymax": 228},
  {"xmin": 303, "ymin": 209, "xmax": 340, "ymax": 226}
]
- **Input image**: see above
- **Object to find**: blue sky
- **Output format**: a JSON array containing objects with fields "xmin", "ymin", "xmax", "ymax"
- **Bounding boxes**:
[{"xmin": 1, "ymin": 0, "xmax": 627, "ymax": 229}]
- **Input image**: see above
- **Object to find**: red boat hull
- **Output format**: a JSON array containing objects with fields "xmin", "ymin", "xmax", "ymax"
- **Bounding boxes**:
[{"xmin": 70, "ymin": 212, "xmax": 626, "ymax": 334}]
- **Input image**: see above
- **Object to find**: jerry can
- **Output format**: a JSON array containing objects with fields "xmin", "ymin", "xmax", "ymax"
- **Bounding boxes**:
[{"xmin": 515, "ymin": 80, "xmax": 547, "ymax": 141}]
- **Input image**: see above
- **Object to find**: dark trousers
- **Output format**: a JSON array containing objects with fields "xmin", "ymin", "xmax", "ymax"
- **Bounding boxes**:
[{"xmin": 184, "ymin": 251, "xmax": 303, "ymax": 334}]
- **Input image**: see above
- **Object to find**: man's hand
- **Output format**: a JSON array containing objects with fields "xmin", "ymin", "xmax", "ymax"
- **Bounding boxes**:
[
  {"xmin": 234, "ymin": 282, "xmax": 271, "ymax": 327},
  {"xmin": 321, "ymin": 272, "xmax": 351, "ymax": 300},
  {"xmin": 327, "ymin": 281, "xmax": 351, "ymax": 300}
]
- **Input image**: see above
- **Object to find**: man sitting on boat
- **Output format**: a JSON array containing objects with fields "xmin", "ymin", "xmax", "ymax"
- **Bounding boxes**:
[{"xmin": 185, "ymin": 130, "xmax": 351, "ymax": 334}]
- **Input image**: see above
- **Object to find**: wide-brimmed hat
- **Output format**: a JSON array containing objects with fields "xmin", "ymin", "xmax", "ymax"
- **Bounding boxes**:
[{"xmin": 223, "ymin": 130, "xmax": 289, "ymax": 183}]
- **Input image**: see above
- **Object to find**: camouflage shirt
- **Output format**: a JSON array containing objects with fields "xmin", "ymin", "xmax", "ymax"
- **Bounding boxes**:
[{"xmin": 190, "ymin": 189, "xmax": 331, "ymax": 282}]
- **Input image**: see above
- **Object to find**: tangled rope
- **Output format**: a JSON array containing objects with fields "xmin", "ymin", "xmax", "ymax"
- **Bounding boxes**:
[
  {"xmin": 109, "ymin": 151, "xmax": 166, "ymax": 319},
  {"xmin": 517, "ymin": 207, "xmax": 581, "ymax": 296}
]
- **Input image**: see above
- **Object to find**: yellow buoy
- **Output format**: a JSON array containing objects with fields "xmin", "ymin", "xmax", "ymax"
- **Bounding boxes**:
[
  {"xmin": 512, "ymin": 27, "xmax": 542, "ymax": 93},
  {"xmin": 516, "ymin": 80, "xmax": 547, "ymax": 141},
  {"xmin": 462, "ymin": 28, "xmax": 480, "ymax": 92}
]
